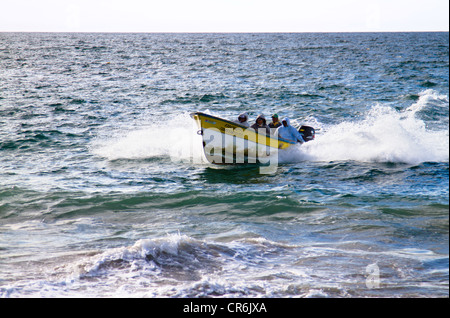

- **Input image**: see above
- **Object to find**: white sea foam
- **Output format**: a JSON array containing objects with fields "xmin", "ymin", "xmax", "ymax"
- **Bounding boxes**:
[{"xmin": 298, "ymin": 90, "xmax": 449, "ymax": 164}]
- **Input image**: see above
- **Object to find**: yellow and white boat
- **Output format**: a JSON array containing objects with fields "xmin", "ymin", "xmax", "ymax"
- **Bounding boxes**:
[{"xmin": 190, "ymin": 112, "xmax": 296, "ymax": 165}]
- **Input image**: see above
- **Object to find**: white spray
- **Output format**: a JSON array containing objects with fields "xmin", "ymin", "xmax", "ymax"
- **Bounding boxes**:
[{"xmin": 298, "ymin": 90, "xmax": 449, "ymax": 164}]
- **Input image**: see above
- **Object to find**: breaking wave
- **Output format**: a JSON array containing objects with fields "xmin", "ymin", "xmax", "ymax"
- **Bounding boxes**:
[{"xmin": 3, "ymin": 231, "xmax": 447, "ymax": 298}]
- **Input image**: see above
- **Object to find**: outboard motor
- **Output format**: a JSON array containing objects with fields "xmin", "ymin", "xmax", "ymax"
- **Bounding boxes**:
[{"xmin": 298, "ymin": 125, "xmax": 315, "ymax": 142}]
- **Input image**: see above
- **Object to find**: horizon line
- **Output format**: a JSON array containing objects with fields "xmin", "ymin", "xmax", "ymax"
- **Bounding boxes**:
[{"xmin": 1, "ymin": 30, "xmax": 449, "ymax": 34}]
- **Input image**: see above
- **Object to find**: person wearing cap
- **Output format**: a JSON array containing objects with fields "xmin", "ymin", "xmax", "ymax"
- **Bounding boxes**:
[
  {"xmin": 268, "ymin": 113, "xmax": 282, "ymax": 133},
  {"xmin": 234, "ymin": 112, "xmax": 250, "ymax": 127},
  {"xmin": 251, "ymin": 114, "xmax": 270, "ymax": 135}
]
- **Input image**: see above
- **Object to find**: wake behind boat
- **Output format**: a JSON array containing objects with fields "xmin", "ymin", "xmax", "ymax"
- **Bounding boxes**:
[{"xmin": 191, "ymin": 112, "xmax": 314, "ymax": 167}]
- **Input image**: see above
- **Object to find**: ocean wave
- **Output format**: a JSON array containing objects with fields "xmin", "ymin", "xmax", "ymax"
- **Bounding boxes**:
[{"xmin": 3, "ymin": 232, "xmax": 447, "ymax": 298}]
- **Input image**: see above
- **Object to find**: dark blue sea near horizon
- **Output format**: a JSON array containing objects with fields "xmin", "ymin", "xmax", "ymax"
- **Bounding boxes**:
[{"xmin": 0, "ymin": 32, "xmax": 448, "ymax": 298}]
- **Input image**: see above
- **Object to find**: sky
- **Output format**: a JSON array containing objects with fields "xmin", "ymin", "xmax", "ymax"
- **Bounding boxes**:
[{"xmin": 0, "ymin": 0, "xmax": 448, "ymax": 33}]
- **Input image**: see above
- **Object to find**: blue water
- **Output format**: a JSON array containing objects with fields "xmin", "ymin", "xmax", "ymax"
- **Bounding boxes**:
[{"xmin": 0, "ymin": 32, "xmax": 448, "ymax": 298}]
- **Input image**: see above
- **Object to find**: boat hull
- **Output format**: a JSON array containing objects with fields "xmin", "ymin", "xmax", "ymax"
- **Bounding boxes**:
[{"xmin": 191, "ymin": 112, "xmax": 295, "ymax": 165}]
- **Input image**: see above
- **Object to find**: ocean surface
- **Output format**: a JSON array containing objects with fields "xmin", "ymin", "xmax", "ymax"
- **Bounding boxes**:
[{"xmin": 0, "ymin": 32, "xmax": 448, "ymax": 298}]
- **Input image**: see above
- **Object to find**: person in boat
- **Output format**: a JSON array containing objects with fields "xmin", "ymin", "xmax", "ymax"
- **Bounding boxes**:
[
  {"xmin": 234, "ymin": 112, "xmax": 250, "ymax": 127},
  {"xmin": 251, "ymin": 114, "xmax": 270, "ymax": 135},
  {"xmin": 275, "ymin": 117, "xmax": 305, "ymax": 144},
  {"xmin": 268, "ymin": 113, "xmax": 282, "ymax": 134},
  {"xmin": 269, "ymin": 114, "xmax": 281, "ymax": 129}
]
